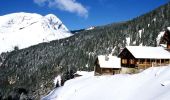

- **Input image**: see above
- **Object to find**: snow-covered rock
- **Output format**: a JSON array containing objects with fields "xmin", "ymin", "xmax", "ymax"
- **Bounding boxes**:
[
  {"xmin": 43, "ymin": 66, "xmax": 170, "ymax": 100},
  {"xmin": 167, "ymin": 27, "xmax": 170, "ymax": 30},
  {"xmin": 126, "ymin": 37, "xmax": 130, "ymax": 45},
  {"xmin": 54, "ymin": 75, "xmax": 62, "ymax": 87},
  {"xmin": 86, "ymin": 26, "xmax": 95, "ymax": 30},
  {"xmin": 74, "ymin": 71, "xmax": 92, "ymax": 76},
  {"xmin": 138, "ymin": 28, "xmax": 144, "ymax": 38},
  {"xmin": 0, "ymin": 12, "xmax": 72, "ymax": 53}
]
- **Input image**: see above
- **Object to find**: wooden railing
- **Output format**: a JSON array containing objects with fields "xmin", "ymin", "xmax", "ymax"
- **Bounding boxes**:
[{"xmin": 137, "ymin": 63, "xmax": 169, "ymax": 69}]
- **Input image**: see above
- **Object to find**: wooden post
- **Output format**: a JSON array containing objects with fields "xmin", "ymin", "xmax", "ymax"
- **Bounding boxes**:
[
  {"xmin": 94, "ymin": 65, "xmax": 96, "ymax": 75},
  {"xmin": 145, "ymin": 59, "xmax": 147, "ymax": 69},
  {"xmin": 112, "ymin": 68, "xmax": 114, "ymax": 75},
  {"xmin": 101, "ymin": 68, "xmax": 102, "ymax": 75},
  {"xmin": 121, "ymin": 58, "xmax": 122, "ymax": 67},
  {"xmin": 155, "ymin": 59, "xmax": 158, "ymax": 66},
  {"xmin": 160, "ymin": 59, "xmax": 161, "ymax": 66},
  {"xmin": 154, "ymin": 59, "xmax": 156, "ymax": 67},
  {"xmin": 138, "ymin": 59, "xmax": 140, "ymax": 69}
]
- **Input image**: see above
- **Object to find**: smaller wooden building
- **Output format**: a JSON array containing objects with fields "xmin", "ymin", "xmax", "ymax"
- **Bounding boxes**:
[
  {"xmin": 118, "ymin": 46, "xmax": 170, "ymax": 70},
  {"xmin": 94, "ymin": 55, "xmax": 121, "ymax": 75},
  {"xmin": 159, "ymin": 29, "xmax": 170, "ymax": 49}
]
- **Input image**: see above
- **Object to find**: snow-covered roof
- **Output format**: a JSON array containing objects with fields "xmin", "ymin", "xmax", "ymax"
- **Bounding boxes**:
[
  {"xmin": 167, "ymin": 27, "xmax": 170, "ymax": 30},
  {"xmin": 74, "ymin": 71, "xmax": 91, "ymax": 76},
  {"xmin": 126, "ymin": 46, "xmax": 170, "ymax": 59},
  {"xmin": 97, "ymin": 55, "xmax": 121, "ymax": 68}
]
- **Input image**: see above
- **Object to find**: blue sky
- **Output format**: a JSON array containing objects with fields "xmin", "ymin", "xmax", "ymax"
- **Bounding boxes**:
[{"xmin": 0, "ymin": 0, "xmax": 169, "ymax": 30}]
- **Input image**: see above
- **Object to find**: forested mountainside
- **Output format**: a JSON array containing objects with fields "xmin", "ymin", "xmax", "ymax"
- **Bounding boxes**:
[{"xmin": 0, "ymin": 2, "xmax": 170, "ymax": 99}]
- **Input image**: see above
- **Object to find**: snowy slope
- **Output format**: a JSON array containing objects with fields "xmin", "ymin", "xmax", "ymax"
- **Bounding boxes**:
[
  {"xmin": 43, "ymin": 66, "xmax": 170, "ymax": 100},
  {"xmin": 0, "ymin": 12, "xmax": 72, "ymax": 53},
  {"xmin": 86, "ymin": 26, "xmax": 95, "ymax": 30}
]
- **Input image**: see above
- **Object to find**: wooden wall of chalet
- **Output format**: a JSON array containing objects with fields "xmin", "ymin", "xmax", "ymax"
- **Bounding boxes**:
[
  {"xmin": 167, "ymin": 43, "xmax": 170, "ymax": 49},
  {"xmin": 118, "ymin": 48, "xmax": 136, "ymax": 68},
  {"xmin": 135, "ymin": 59, "xmax": 170, "ymax": 69},
  {"xmin": 118, "ymin": 48, "xmax": 170, "ymax": 69},
  {"xmin": 94, "ymin": 59, "xmax": 120, "ymax": 75},
  {"xmin": 99, "ymin": 67, "xmax": 113, "ymax": 75},
  {"xmin": 94, "ymin": 66, "xmax": 120, "ymax": 75},
  {"xmin": 121, "ymin": 58, "xmax": 170, "ymax": 69},
  {"xmin": 160, "ymin": 29, "xmax": 170, "ymax": 49}
]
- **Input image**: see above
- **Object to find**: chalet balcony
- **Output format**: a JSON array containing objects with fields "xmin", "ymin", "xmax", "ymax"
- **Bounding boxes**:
[
  {"xmin": 136, "ymin": 59, "xmax": 170, "ymax": 69},
  {"xmin": 121, "ymin": 59, "xmax": 170, "ymax": 70}
]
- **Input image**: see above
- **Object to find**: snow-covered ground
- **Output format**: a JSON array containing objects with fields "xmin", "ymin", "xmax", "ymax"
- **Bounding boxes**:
[
  {"xmin": 0, "ymin": 12, "xmax": 72, "ymax": 54},
  {"xmin": 43, "ymin": 66, "xmax": 170, "ymax": 100}
]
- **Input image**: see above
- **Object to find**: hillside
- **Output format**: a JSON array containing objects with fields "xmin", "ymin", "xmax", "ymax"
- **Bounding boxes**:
[
  {"xmin": 43, "ymin": 66, "xmax": 170, "ymax": 100},
  {"xmin": 0, "ymin": 2, "xmax": 170, "ymax": 99}
]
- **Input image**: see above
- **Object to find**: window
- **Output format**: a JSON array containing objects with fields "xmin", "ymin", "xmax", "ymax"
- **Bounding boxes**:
[
  {"xmin": 147, "ymin": 59, "xmax": 150, "ymax": 62},
  {"xmin": 146, "ymin": 59, "xmax": 150, "ymax": 64},
  {"xmin": 165, "ymin": 59, "xmax": 169, "ymax": 64},
  {"xmin": 122, "ymin": 59, "xmax": 127, "ymax": 64},
  {"xmin": 130, "ymin": 59, "xmax": 135, "ymax": 64}
]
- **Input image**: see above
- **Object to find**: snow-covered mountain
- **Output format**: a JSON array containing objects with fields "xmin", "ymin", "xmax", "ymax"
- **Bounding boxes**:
[
  {"xmin": 43, "ymin": 66, "xmax": 170, "ymax": 100},
  {"xmin": 86, "ymin": 26, "xmax": 95, "ymax": 30},
  {"xmin": 0, "ymin": 12, "xmax": 72, "ymax": 53}
]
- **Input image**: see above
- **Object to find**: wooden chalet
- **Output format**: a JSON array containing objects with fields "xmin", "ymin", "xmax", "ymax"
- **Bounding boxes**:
[
  {"xmin": 159, "ymin": 29, "xmax": 170, "ymax": 49},
  {"xmin": 118, "ymin": 46, "xmax": 170, "ymax": 69},
  {"xmin": 94, "ymin": 55, "xmax": 121, "ymax": 75}
]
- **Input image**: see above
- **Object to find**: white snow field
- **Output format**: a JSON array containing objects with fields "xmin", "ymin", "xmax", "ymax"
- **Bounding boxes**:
[
  {"xmin": 0, "ymin": 12, "xmax": 72, "ymax": 53},
  {"xmin": 43, "ymin": 66, "xmax": 170, "ymax": 100}
]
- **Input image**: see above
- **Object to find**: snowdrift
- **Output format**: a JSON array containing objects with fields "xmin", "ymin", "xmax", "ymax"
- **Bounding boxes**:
[{"xmin": 43, "ymin": 66, "xmax": 170, "ymax": 100}]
